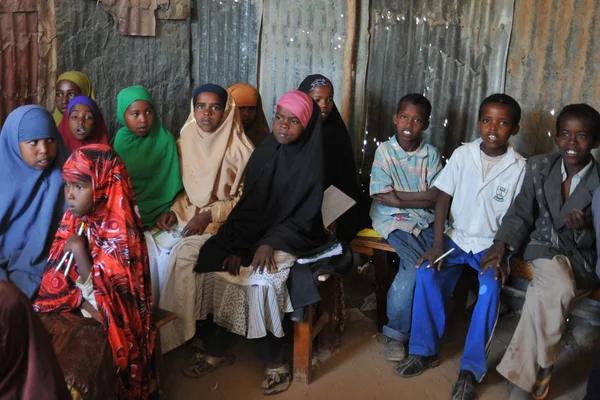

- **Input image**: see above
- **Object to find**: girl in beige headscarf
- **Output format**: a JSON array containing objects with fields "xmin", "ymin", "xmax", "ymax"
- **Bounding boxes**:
[{"xmin": 152, "ymin": 84, "xmax": 254, "ymax": 353}]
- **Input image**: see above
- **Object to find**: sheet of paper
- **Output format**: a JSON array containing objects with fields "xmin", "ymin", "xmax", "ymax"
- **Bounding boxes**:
[{"xmin": 321, "ymin": 185, "xmax": 357, "ymax": 228}]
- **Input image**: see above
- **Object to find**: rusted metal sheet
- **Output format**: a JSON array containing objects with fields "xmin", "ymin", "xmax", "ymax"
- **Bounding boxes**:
[
  {"xmin": 0, "ymin": 0, "xmax": 55, "ymax": 127},
  {"xmin": 95, "ymin": 0, "xmax": 158, "ymax": 36},
  {"xmin": 258, "ymin": 0, "xmax": 347, "ymax": 125},
  {"xmin": 190, "ymin": 0, "xmax": 261, "ymax": 90},
  {"xmin": 156, "ymin": 0, "xmax": 190, "ymax": 20},
  {"xmin": 359, "ymin": 0, "xmax": 514, "ymax": 186},
  {"xmin": 507, "ymin": 0, "xmax": 600, "ymax": 157}
]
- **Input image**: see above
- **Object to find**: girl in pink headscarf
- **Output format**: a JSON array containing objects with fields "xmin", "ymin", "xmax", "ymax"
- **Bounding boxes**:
[{"xmin": 183, "ymin": 90, "xmax": 326, "ymax": 395}]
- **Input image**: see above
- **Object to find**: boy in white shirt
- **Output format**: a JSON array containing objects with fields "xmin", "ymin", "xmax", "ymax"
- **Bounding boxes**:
[{"xmin": 394, "ymin": 94, "xmax": 527, "ymax": 400}]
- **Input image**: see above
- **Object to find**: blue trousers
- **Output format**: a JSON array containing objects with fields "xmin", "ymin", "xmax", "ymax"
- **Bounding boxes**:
[
  {"xmin": 408, "ymin": 235, "xmax": 501, "ymax": 381},
  {"xmin": 384, "ymin": 226, "xmax": 435, "ymax": 343}
]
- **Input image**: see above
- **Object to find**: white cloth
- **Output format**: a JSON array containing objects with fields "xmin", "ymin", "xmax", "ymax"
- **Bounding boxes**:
[
  {"xmin": 480, "ymin": 151, "xmax": 506, "ymax": 181},
  {"xmin": 560, "ymin": 159, "xmax": 593, "ymax": 196},
  {"xmin": 76, "ymin": 273, "xmax": 97, "ymax": 318},
  {"xmin": 144, "ymin": 231, "xmax": 173, "ymax": 305},
  {"xmin": 433, "ymin": 138, "xmax": 527, "ymax": 253}
]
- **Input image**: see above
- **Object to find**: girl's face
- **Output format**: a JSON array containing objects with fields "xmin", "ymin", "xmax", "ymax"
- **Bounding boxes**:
[
  {"xmin": 194, "ymin": 92, "xmax": 225, "ymax": 133},
  {"xmin": 18, "ymin": 138, "xmax": 58, "ymax": 170},
  {"xmin": 124, "ymin": 100, "xmax": 154, "ymax": 137},
  {"xmin": 309, "ymin": 85, "xmax": 334, "ymax": 121},
  {"xmin": 55, "ymin": 80, "xmax": 82, "ymax": 115},
  {"xmin": 68, "ymin": 104, "xmax": 96, "ymax": 141},
  {"xmin": 272, "ymin": 105, "xmax": 304, "ymax": 145},
  {"xmin": 64, "ymin": 179, "xmax": 94, "ymax": 217}
]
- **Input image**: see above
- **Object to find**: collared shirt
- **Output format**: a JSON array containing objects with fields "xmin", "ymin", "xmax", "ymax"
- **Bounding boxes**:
[
  {"xmin": 433, "ymin": 138, "xmax": 527, "ymax": 253},
  {"xmin": 561, "ymin": 159, "xmax": 594, "ymax": 196},
  {"xmin": 369, "ymin": 137, "xmax": 442, "ymax": 239}
]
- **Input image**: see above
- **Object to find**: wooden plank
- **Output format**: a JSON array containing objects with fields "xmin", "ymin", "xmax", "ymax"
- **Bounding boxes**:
[
  {"xmin": 152, "ymin": 308, "xmax": 177, "ymax": 329},
  {"xmin": 350, "ymin": 237, "xmax": 395, "ymax": 253},
  {"xmin": 293, "ymin": 305, "xmax": 314, "ymax": 384},
  {"xmin": 373, "ymin": 249, "xmax": 389, "ymax": 332}
]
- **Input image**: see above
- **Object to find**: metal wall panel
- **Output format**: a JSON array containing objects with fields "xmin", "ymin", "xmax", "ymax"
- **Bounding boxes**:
[
  {"xmin": 359, "ymin": 0, "xmax": 514, "ymax": 183},
  {"xmin": 507, "ymin": 0, "xmax": 600, "ymax": 157},
  {"xmin": 258, "ymin": 0, "xmax": 347, "ymax": 125},
  {"xmin": 190, "ymin": 0, "xmax": 261, "ymax": 90},
  {"xmin": 55, "ymin": 0, "xmax": 191, "ymax": 136}
]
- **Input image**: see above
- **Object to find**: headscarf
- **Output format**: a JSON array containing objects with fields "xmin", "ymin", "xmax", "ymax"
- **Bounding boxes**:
[
  {"xmin": 0, "ymin": 281, "xmax": 70, "ymax": 400},
  {"xmin": 299, "ymin": 74, "xmax": 360, "ymax": 242},
  {"xmin": 34, "ymin": 145, "xmax": 154, "ymax": 400},
  {"xmin": 52, "ymin": 71, "xmax": 95, "ymax": 125},
  {"xmin": 227, "ymin": 83, "xmax": 270, "ymax": 147},
  {"xmin": 171, "ymin": 84, "xmax": 254, "ymax": 223},
  {"xmin": 0, "ymin": 105, "xmax": 68, "ymax": 298},
  {"xmin": 196, "ymin": 90, "xmax": 327, "ymax": 272},
  {"xmin": 57, "ymin": 95, "xmax": 109, "ymax": 153},
  {"xmin": 113, "ymin": 86, "xmax": 183, "ymax": 228}
]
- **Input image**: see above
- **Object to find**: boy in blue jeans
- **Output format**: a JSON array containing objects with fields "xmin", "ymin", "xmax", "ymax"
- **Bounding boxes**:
[
  {"xmin": 395, "ymin": 94, "xmax": 527, "ymax": 400},
  {"xmin": 369, "ymin": 94, "xmax": 442, "ymax": 361}
]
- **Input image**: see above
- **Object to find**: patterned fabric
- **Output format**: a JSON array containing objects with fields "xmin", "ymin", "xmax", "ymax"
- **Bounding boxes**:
[
  {"xmin": 369, "ymin": 137, "xmax": 442, "ymax": 239},
  {"xmin": 34, "ymin": 145, "xmax": 155, "ymax": 400}
]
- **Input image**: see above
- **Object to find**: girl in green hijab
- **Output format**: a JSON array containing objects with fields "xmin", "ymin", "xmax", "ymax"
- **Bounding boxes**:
[{"xmin": 113, "ymin": 86, "xmax": 183, "ymax": 229}]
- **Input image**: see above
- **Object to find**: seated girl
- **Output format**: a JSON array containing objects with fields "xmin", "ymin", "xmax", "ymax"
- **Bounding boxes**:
[
  {"xmin": 34, "ymin": 145, "xmax": 154, "ymax": 400},
  {"xmin": 113, "ymin": 86, "xmax": 183, "ymax": 229},
  {"xmin": 0, "ymin": 105, "xmax": 67, "ymax": 298},
  {"xmin": 57, "ymin": 95, "xmax": 109, "ymax": 152},
  {"xmin": 298, "ymin": 74, "xmax": 360, "ymax": 242},
  {"xmin": 156, "ymin": 84, "xmax": 254, "ymax": 352},
  {"xmin": 53, "ymin": 71, "xmax": 95, "ymax": 125},
  {"xmin": 186, "ymin": 90, "xmax": 327, "ymax": 395},
  {"xmin": 227, "ymin": 83, "xmax": 270, "ymax": 147}
]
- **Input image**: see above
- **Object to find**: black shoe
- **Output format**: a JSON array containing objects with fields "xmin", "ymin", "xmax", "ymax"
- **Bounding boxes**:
[
  {"xmin": 451, "ymin": 370, "xmax": 478, "ymax": 400},
  {"xmin": 394, "ymin": 354, "xmax": 440, "ymax": 377}
]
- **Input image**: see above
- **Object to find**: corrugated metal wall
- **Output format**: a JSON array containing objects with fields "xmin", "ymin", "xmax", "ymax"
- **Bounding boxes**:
[
  {"xmin": 190, "ymin": 0, "xmax": 261, "ymax": 90},
  {"xmin": 55, "ymin": 0, "xmax": 191, "ymax": 136},
  {"xmin": 359, "ymin": 0, "xmax": 514, "ymax": 184},
  {"xmin": 258, "ymin": 0, "xmax": 347, "ymax": 124},
  {"xmin": 507, "ymin": 0, "xmax": 600, "ymax": 157}
]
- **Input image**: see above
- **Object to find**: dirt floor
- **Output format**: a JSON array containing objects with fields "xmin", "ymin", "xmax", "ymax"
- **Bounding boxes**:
[{"xmin": 162, "ymin": 268, "xmax": 596, "ymax": 400}]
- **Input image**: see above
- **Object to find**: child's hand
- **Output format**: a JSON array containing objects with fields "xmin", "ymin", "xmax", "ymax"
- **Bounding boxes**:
[
  {"xmin": 252, "ymin": 244, "xmax": 277, "ymax": 274},
  {"xmin": 373, "ymin": 192, "xmax": 399, "ymax": 208},
  {"xmin": 416, "ymin": 245, "xmax": 444, "ymax": 271},
  {"xmin": 64, "ymin": 233, "xmax": 87, "ymax": 255},
  {"xmin": 156, "ymin": 211, "xmax": 177, "ymax": 231},
  {"xmin": 480, "ymin": 241, "xmax": 509, "ymax": 286},
  {"xmin": 222, "ymin": 255, "xmax": 242, "ymax": 276},
  {"xmin": 183, "ymin": 212, "xmax": 211, "ymax": 237},
  {"xmin": 564, "ymin": 209, "xmax": 587, "ymax": 230}
]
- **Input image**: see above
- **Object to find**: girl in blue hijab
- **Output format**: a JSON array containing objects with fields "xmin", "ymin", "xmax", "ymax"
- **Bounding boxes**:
[{"xmin": 0, "ymin": 105, "xmax": 68, "ymax": 298}]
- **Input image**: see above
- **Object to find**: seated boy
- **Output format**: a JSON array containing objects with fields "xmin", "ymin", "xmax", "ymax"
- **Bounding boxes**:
[
  {"xmin": 484, "ymin": 104, "xmax": 600, "ymax": 399},
  {"xmin": 369, "ymin": 93, "xmax": 442, "ymax": 361},
  {"xmin": 395, "ymin": 94, "xmax": 527, "ymax": 400}
]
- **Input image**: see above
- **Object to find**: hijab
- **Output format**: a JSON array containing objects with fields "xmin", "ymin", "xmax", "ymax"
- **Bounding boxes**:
[
  {"xmin": 0, "ymin": 105, "xmax": 68, "ymax": 298},
  {"xmin": 52, "ymin": 71, "xmax": 95, "ymax": 125},
  {"xmin": 0, "ymin": 281, "xmax": 70, "ymax": 400},
  {"xmin": 227, "ymin": 83, "xmax": 270, "ymax": 147},
  {"xmin": 171, "ymin": 84, "xmax": 254, "ymax": 223},
  {"xmin": 299, "ymin": 74, "xmax": 360, "ymax": 242},
  {"xmin": 196, "ymin": 90, "xmax": 327, "ymax": 272},
  {"xmin": 113, "ymin": 86, "xmax": 183, "ymax": 229},
  {"xmin": 34, "ymin": 145, "xmax": 154, "ymax": 400},
  {"xmin": 57, "ymin": 95, "xmax": 109, "ymax": 153}
]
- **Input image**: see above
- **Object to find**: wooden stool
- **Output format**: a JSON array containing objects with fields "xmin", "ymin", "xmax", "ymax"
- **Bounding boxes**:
[
  {"xmin": 293, "ymin": 273, "xmax": 343, "ymax": 384},
  {"xmin": 150, "ymin": 308, "xmax": 177, "ymax": 399}
]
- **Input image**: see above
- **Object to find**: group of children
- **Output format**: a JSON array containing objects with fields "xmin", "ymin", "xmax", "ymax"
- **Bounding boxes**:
[
  {"xmin": 1, "ymin": 67, "xmax": 600, "ymax": 400},
  {"xmin": 370, "ymin": 93, "xmax": 600, "ymax": 399}
]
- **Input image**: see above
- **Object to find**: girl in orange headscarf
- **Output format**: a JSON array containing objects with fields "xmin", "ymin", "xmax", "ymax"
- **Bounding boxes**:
[{"xmin": 34, "ymin": 145, "xmax": 154, "ymax": 400}]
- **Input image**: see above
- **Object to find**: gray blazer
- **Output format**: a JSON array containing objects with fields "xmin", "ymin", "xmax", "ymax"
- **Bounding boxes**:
[{"xmin": 495, "ymin": 153, "xmax": 600, "ymax": 289}]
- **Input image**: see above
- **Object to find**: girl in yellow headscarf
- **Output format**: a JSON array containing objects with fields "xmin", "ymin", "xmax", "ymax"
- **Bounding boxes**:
[{"xmin": 52, "ymin": 71, "xmax": 96, "ymax": 125}]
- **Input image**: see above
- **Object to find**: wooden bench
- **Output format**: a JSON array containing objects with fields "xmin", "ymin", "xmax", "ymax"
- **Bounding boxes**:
[
  {"xmin": 293, "ymin": 273, "xmax": 343, "ymax": 384},
  {"xmin": 150, "ymin": 308, "xmax": 177, "ymax": 400}
]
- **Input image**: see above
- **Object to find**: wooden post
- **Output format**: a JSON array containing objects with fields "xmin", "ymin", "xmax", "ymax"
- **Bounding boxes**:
[
  {"xmin": 293, "ymin": 305, "xmax": 314, "ymax": 384},
  {"xmin": 341, "ymin": 0, "xmax": 358, "ymax": 126},
  {"xmin": 373, "ymin": 249, "xmax": 389, "ymax": 332}
]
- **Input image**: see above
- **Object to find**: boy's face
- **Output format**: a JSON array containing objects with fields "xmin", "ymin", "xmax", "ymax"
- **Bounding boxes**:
[
  {"xmin": 68, "ymin": 104, "xmax": 96, "ymax": 141},
  {"xmin": 393, "ymin": 103, "xmax": 429, "ymax": 150},
  {"xmin": 555, "ymin": 115, "xmax": 599, "ymax": 169},
  {"xmin": 478, "ymin": 103, "xmax": 519, "ymax": 156},
  {"xmin": 124, "ymin": 100, "xmax": 154, "ymax": 138}
]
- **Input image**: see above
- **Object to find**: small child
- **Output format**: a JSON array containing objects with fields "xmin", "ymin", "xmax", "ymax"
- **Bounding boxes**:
[
  {"xmin": 485, "ymin": 104, "xmax": 600, "ymax": 399},
  {"xmin": 395, "ymin": 94, "xmax": 527, "ymax": 400},
  {"xmin": 34, "ymin": 145, "xmax": 154, "ymax": 399},
  {"xmin": 57, "ymin": 95, "xmax": 109, "ymax": 152},
  {"xmin": 369, "ymin": 93, "xmax": 441, "ymax": 361}
]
